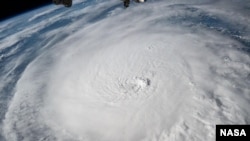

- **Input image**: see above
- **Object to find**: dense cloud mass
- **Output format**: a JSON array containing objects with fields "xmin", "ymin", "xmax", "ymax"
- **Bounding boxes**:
[{"xmin": 0, "ymin": 0, "xmax": 250, "ymax": 141}]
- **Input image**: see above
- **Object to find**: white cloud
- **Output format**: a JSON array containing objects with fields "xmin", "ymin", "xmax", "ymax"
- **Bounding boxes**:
[{"xmin": 1, "ymin": 0, "xmax": 250, "ymax": 141}]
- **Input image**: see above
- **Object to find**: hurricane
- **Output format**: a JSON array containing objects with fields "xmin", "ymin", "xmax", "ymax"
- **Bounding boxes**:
[{"xmin": 0, "ymin": 0, "xmax": 250, "ymax": 141}]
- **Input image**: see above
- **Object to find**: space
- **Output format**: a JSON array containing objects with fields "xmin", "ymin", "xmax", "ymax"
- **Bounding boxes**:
[{"xmin": 0, "ymin": 0, "xmax": 250, "ymax": 141}]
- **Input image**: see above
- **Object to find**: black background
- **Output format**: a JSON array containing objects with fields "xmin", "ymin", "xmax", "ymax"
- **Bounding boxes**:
[
  {"xmin": 0, "ymin": 0, "xmax": 52, "ymax": 21},
  {"xmin": 216, "ymin": 125, "xmax": 250, "ymax": 141}
]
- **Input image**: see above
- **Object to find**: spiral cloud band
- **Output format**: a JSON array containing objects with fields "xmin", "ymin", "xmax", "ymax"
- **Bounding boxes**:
[{"xmin": 0, "ymin": 0, "xmax": 250, "ymax": 141}]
